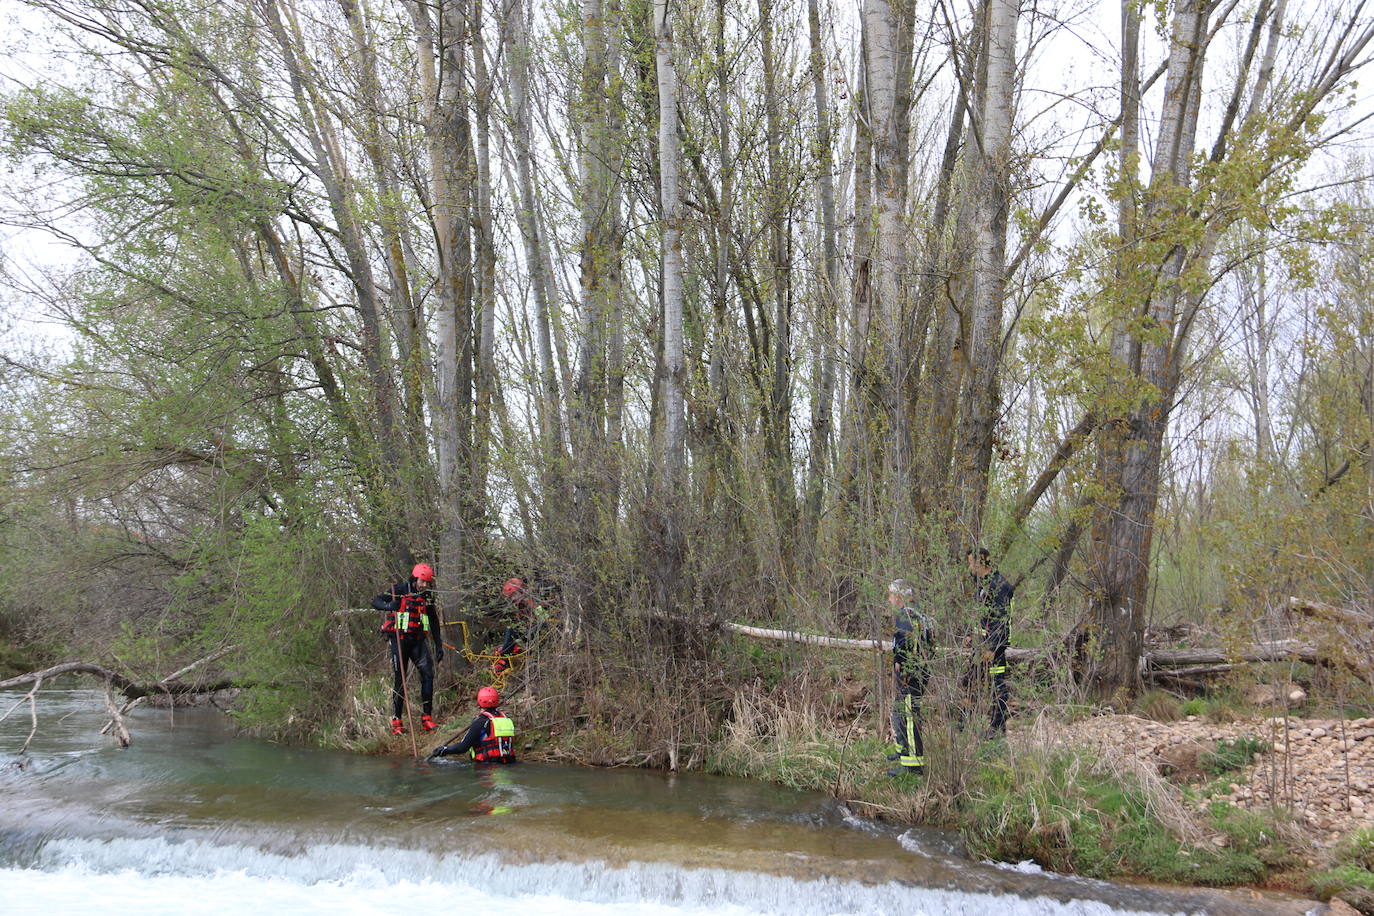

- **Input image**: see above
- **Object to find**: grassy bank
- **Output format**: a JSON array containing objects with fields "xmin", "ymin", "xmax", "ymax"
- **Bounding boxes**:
[{"xmin": 707, "ymin": 703, "xmax": 1298, "ymax": 885}]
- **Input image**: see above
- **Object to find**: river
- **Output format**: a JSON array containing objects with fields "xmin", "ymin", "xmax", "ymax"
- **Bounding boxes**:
[{"xmin": 0, "ymin": 688, "xmax": 1318, "ymax": 915}]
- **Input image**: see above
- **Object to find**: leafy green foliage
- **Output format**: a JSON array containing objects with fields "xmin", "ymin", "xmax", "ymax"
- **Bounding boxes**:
[
  {"xmin": 1201, "ymin": 736, "xmax": 1269, "ymax": 777},
  {"xmin": 1312, "ymin": 829, "xmax": 1374, "ymax": 908},
  {"xmin": 962, "ymin": 745, "xmax": 1280, "ymax": 884}
]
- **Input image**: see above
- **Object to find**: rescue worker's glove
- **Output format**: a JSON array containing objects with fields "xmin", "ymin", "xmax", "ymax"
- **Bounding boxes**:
[{"xmin": 434, "ymin": 646, "xmax": 444, "ymax": 664}]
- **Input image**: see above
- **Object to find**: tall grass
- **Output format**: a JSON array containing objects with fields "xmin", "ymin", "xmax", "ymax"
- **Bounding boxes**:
[{"xmin": 961, "ymin": 716, "xmax": 1295, "ymax": 884}]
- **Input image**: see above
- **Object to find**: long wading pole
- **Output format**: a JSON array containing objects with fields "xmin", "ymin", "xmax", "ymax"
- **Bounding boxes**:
[{"xmin": 394, "ymin": 631, "xmax": 419, "ymax": 759}]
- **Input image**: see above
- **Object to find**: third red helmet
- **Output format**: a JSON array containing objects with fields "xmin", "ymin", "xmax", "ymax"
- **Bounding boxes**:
[
  {"xmin": 477, "ymin": 686, "xmax": 500, "ymax": 708},
  {"xmin": 502, "ymin": 577, "xmax": 523, "ymax": 599},
  {"xmin": 412, "ymin": 563, "xmax": 435, "ymax": 583}
]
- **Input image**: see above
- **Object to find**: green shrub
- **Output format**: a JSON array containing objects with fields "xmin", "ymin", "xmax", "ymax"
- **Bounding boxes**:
[
  {"xmin": 1337, "ymin": 828, "xmax": 1374, "ymax": 871},
  {"xmin": 961, "ymin": 744, "xmax": 1273, "ymax": 884},
  {"xmin": 1312, "ymin": 864, "xmax": 1374, "ymax": 899},
  {"xmin": 1182, "ymin": 698, "xmax": 1206, "ymax": 717},
  {"xmin": 1201, "ymin": 735, "xmax": 1268, "ymax": 776},
  {"xmin": 1209, "ymin": 805, "xmax": 1299, "ymax": 870},
  {"xmin": 1312, "ymin": 828, "xmax": 1374, "ymax": 910}
]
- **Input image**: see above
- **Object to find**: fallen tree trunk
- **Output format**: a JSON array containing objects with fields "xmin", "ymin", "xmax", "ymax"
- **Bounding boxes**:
[
  {"xmin": 0, "ymin": 655, "xmax": 237, "ymax": 699},
  {"xmin": 1145, "ymin": 663, "xmax": 1234, "ymax": 679},
  {"xmin": 722, "ymin": 623, "xmax": 1333, "ymax": 675},
  {"xmin": 1289, "ymin": 596, "xmax": 1374, "ymax": 629},
  {"xmin": 719, "ymin": 622, "xmax": 1040, "ymax": 661},
  {"xmin": 0, "ymin": 646, "xmax": 238, "ymax": 749},
  {"xmin": 1144, "ymin": 640, "xmax": 1322, "ymax": 667},
  {"xmin": 0, "ymin": 662, "xmax": 145, "ymax": 695}
]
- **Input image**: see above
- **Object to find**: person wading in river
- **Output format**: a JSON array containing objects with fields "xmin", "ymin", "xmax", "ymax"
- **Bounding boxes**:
[
  {"xmin": 373, "ymin": 562, "xmax": 443, "ymax": 735},
  {"xmin": 431, "ymin": 686, "xmax": 516, "ymax": 763},
  {"xmin": 887, "ymin": 579, "xmax": 934, "ymax": 777}
]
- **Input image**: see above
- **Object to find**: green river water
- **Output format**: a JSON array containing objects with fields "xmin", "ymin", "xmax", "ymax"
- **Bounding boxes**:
[{"xmin": 0, "ymin": 687, "xmax": 1322, "ymax": 915}]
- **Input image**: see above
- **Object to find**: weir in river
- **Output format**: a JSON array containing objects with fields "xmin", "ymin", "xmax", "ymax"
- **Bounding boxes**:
[{"xmin": 0, "ymin": 688, "xmax": 1318, "ymax": 915}]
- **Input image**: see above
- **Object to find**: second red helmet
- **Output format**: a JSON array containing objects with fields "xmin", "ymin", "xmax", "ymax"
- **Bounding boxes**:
[
  {"xmin": 412, "ymin": 563, "xmax": 435, "ymax": 583},
  {"xmin": 502, "ymin": 577, "xmax": 523, "ymax": 598},
  {"xmin": 477, "ymin": 686, "xmax": 500, "ymax": 708}
]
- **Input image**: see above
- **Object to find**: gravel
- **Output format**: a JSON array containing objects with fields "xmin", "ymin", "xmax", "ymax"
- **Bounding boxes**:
[{"xmin": 1058, "ymin": 713, "xmax": 1374, "ymax": 846}]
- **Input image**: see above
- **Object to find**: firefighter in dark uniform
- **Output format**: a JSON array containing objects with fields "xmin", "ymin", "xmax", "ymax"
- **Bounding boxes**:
[
  {"xmin": 431, "ymin": 686, "xmax": 517, "ymax": 763},
  {"xmin": 373, "ymin": 562, "xmax": 443, "ymax": 735},
  {"xmin": 887, "ymin": 579, "xmax": 934, "ymax": 777},
  {"xmin": 963, "ymin": 546, "xmax": 1012, "ymax": 736}
]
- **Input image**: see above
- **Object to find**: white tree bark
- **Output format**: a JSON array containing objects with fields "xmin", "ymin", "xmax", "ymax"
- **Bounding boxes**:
[
  {"xmin": 953, "ymin": 0, "xmax": 1019, "ymax": 544},
  {"xmin": 655, "ymin": 0, "xmax": 685, "ymax": 491}
]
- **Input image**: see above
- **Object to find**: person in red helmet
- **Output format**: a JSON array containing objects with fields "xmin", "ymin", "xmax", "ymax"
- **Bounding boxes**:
[
  {"xmin": 491, "ymin": 576, "xmax": 548, "ymax": 674},
  {"xmin": 373, "ymin": 562, "xmax": 444, "ymax": 735},
  {"xmin": 430, "ymin": 686, "xmax": 517, "ymax": 763}
]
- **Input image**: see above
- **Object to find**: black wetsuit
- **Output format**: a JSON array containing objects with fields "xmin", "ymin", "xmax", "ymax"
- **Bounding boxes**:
[
  {"xmin": 433, "ymin": 708, "xmax": 516, "ymax": 762},
  {"xmin": 496, "ymin": 596, "xmax": 549, "ymax": 663},
  {"xmin": 963, "ymin": 570, "xmax": 1012, "ymax": 733},
  {"xmin": 892, "ymin": 606, "xmax": 933, "ymax": 771},
  {"xmin": 373, "ymin": 578, "xmax": 443, "ymax": 719}
]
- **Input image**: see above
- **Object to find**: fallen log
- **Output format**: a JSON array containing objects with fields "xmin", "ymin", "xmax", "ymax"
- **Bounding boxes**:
[
  {"xmin": 722, "ymin": 623, "xmax": 1340, "ymax": 678},
  {"xmin": 719, "ymin": 622, "xmax": 1040, "ymax": 661},
  {"xmin": 1145, "ymin": 664, "xmax": 1234, "ymax": 679},
  {"xmin": 99, "ymin": 645, "xmax": 238, "ymax": 738},
  {"xmin": 1143, "ymin": 640, "xmax": 1322, "ymax": 667},
  {"xmin": 0, "ymin": 661, "xmax": 143, "ymax": 695},
  {"xmin": 0, "ymin": 647, "xmax": 238, "ymax": 748},
  {"xmin": 0, "ymin": 655, "xmax": 237, "ymax": 699},
  {"xmin": 721, "ymin": 622, "xmax": 882, "ymax": 651},
  {"xmin": 1289, "ymin": 596, "xmax": 1374, "ymax": 629}
]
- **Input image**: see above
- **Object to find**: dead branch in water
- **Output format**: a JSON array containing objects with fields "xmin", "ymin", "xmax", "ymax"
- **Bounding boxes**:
[{"xmin": 0, "ymin": 646, "xmax": 237, "ymax": 748}]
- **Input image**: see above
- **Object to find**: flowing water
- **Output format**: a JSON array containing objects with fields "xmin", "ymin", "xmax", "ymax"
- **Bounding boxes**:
[{"xmin": 0, "ymin": 688, "xmax": 1318, "ymax": 915}]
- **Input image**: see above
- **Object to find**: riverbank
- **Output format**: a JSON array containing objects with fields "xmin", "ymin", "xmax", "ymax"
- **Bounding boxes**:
[
  {"xmin": 19, "ymin": 686, "xmax": 1304, "ymax": 916},
  {"xmin": 1057, "ymin": 710, "xmax": 1374, "ymax": 912},
  {"xmin": 433, "ymin": 690, "xmax": 1370, "ymax": 911},
  {"xmin": 368, "ymin": 702, "xmax": 1334, "ymax": 913}
]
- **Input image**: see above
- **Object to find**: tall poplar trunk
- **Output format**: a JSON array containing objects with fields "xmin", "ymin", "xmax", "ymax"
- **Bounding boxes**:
[
  {"xmin": 838, "ymin": 34, "xmax": 874, "ymax": 515},
  {"xmin": 759, "ymin": 0, "xmax": 796, "ymax": 557},
  {"xmin": 473, "ymin": 0, "xmax": 498, "ymax": 512},
  {"xmin": 864, "ymin": 0, "xmax": 917, "ymax": 548},
  {"xmin": 654, "ymin": 0, "xmax": 685, "ymax": 613},
  {"xmin": 569, "ymin": 0, "xmax": 623, "ymax": 629},
  {"xmin": 803, "ymin": 0, "xmax": 840, "ymax": 548},
  {"xmin": 951, "ymin": 0, "xmax": 1018, "ymax": 546},
  {"xmin": 431, "ymin": 0, "xmax": 478, "ymax": 598},
  {"xmin": 1082, "ymin": 0, "xmax": 1208, "ymax": 698},
  {"xmin": 265, "ymin": 0, "xmax": 411, "ymax": 566},
  {"xmin": 503, "ymin": 0, "xmax": 568, "ymax": 508}
]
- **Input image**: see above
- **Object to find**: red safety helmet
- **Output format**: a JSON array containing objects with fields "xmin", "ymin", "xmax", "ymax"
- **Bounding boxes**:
[
  {"xmin": 477, "ymin": 686, "xmax": 500, "ymax": 708},
  {"xmin": 412, "ymin": 563, "xmax": 435, "ymax": 583},
  {"xmin": 502, "ymin": 577, "xmax": 523, "ymax": 599}
]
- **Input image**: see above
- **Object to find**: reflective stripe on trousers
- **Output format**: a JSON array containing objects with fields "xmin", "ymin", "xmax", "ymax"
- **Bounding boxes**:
[{"xmin": 899, "ymin": 694, "xmax": 923, "ymax": 770}]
